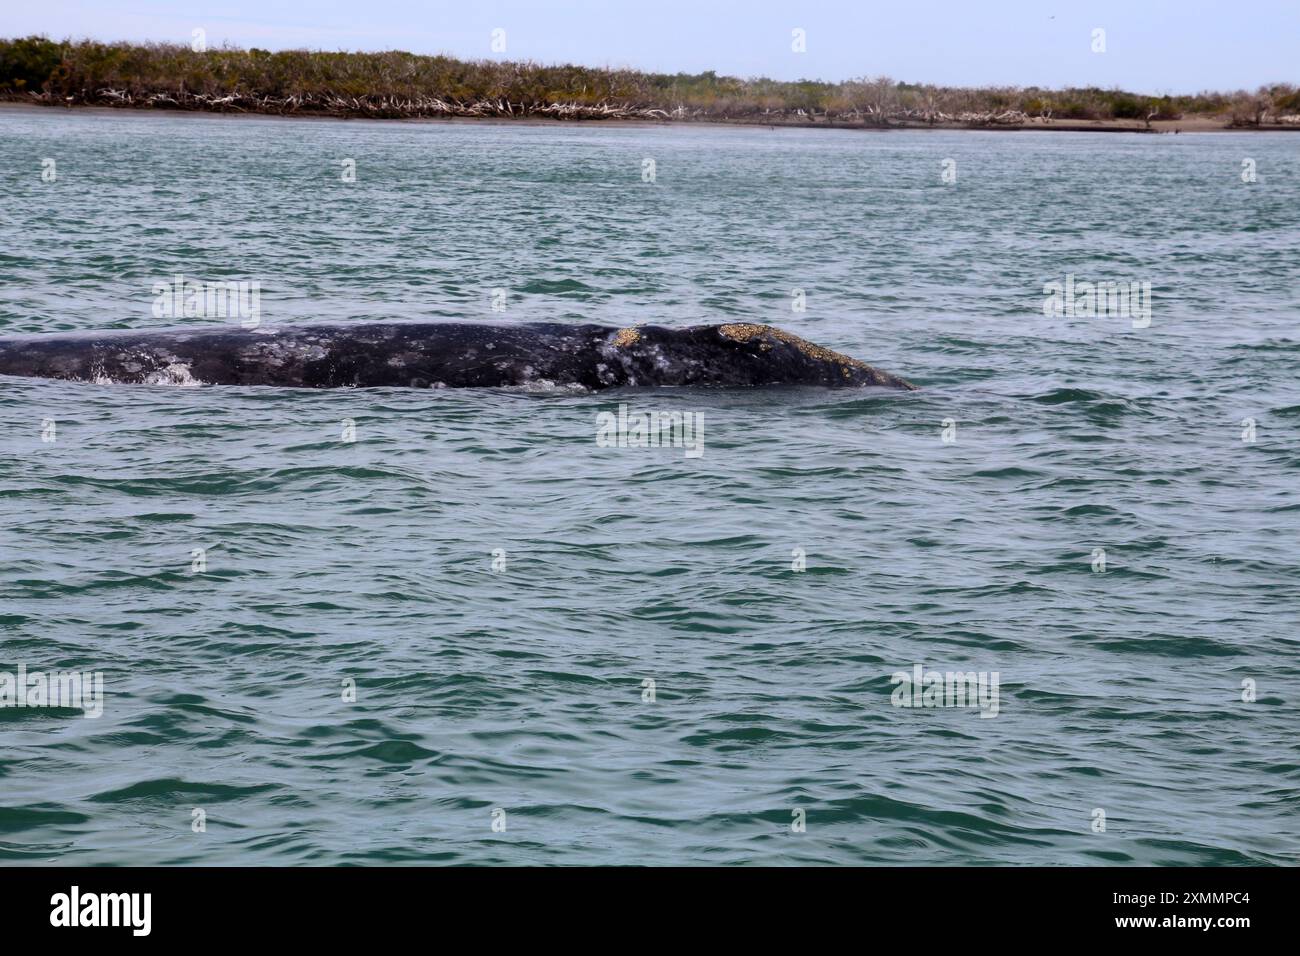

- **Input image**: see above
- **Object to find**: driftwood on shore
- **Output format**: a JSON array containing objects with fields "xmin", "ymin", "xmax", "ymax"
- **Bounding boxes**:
[
  {"xmin": 15, "ymin": 88, "xmax": 1300, "ymax": 130},
  {"xmin": 20, "ymin": 87, "xmax": 1053, "ymax": 127},
  {"xmin": 27, "ymin": 86, "xmax": 685, "ymax": 120}
]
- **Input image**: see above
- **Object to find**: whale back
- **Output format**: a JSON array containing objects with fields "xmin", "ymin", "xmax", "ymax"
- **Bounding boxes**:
[{"xmin": 0, "ymin": 321, "xmax": 915, "ymax": 390}]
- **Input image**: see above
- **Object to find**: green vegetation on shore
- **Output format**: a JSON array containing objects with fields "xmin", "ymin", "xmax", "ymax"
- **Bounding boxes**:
[{"xmin": 2, "ymin": 36, "xmax": 1298, "ymax": 127}]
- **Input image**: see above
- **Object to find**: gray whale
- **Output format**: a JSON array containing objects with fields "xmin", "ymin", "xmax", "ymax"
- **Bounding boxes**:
[{"xmin": 0, "ymin": 321, "xmax": 916, "ymax": 390}]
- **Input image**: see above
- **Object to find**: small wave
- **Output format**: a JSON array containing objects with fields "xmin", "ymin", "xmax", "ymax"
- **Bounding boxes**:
[{"xmin": 516, "ymin": 278, "xmax": 595, "ymax": 294}]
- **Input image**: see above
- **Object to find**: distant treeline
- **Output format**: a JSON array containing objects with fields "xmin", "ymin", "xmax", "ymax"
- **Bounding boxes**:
[{"xmin": 2, "ymin": 37, "xmax": 1298, "ymax": 126}]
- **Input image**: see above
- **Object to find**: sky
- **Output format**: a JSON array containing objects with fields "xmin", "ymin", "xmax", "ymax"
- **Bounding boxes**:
[{"xmin": 4, "ymin": 1, "xmax": 1296, "ymax": 92}]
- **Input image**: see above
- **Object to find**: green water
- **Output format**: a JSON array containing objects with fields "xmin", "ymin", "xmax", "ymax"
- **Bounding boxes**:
[{"xmin": 1, "ymin": 107, "xmax": 1297, "ymax": 865}]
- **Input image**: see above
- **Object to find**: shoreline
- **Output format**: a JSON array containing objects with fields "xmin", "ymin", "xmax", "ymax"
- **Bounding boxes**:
[{"xmin": 5, "ymin": 98, "xmax": 1299, "ymax": 133}]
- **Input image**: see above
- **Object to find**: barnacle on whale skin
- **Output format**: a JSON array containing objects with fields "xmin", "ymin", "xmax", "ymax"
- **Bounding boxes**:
[
  {"xmin": 718, "ymin": 323, "xmax": 870, "ymax": 369},
  {"xmin": 611, "ymin": 327, "xmax": 641, "ymax": 348}
]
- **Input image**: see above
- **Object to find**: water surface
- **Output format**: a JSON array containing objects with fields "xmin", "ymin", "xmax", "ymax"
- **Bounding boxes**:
[{"xmin": 1, "ymin": 108, "xmax": 1297, "ymax": 864}]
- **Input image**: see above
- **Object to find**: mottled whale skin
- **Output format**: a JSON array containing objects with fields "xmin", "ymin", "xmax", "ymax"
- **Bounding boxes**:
[{"xmin": 0, "ymin": 321, "xmax": 916, "ymax": 391}]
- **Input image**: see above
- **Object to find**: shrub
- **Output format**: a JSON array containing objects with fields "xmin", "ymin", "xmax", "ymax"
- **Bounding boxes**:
[{"xmin": 0, "ymin": 36, "xmax": 65, "ymax": 92}]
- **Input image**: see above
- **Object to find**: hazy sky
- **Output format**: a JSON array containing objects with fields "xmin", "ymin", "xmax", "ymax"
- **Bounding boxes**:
[{"xmin": 6, "ymin": 1, "xmax": 1296, "ymax": 92}]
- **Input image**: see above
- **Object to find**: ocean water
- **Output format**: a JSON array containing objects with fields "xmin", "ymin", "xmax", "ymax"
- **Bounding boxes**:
[{"xmin": 0, "ymin": 107, "xmax": 1297, "ymax": 866}]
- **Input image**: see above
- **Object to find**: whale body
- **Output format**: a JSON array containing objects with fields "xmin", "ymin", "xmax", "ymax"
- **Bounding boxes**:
[{"xmin": 0, "ymin": 321, "xmax": 916, "ymax": 390}]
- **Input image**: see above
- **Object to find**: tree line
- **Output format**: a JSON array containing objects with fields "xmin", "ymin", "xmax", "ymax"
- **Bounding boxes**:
[{"xmin": 2, "ymin": 37, "xmax": 1296, "ymax": 126}]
